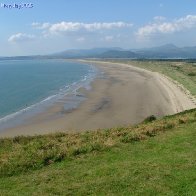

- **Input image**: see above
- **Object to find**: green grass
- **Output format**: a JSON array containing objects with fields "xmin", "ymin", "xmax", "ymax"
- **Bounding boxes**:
[
  {"xmin": 104, "ymin": 60, "xmax": 196, "ymax": 96},
  {"xmin": 0, "ymin": 109, "xmax": 196, "ymax": 195}
]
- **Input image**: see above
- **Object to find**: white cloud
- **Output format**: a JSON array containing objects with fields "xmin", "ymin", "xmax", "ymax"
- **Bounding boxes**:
[
  {"xmin": 76, "ymin": 37, "xmax": 85, "ymax": 42},
  {"xmin": 104, "ymin": 36, "xmax": 114, "ymax": 41},
  {"xmin": 153, "ymin": 16, "xmax": 166, "ymax": 22},
  {"xmin": 32, "ymin": 21, "xmax": 133, "ymax": 35},
  {"xmin": 32, "ymin": 22, "xmax": 50, "ymax": 30},
  {"xmin": 136, "ymin": 15, "xmax": 196, "ymax": 40},
  {"xmin": 8, "ymin": 33, "xmax": 35, "ymax": 43}
]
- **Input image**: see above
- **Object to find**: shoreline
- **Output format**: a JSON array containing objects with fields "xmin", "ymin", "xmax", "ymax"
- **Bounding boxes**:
[
  {"xmin": 0, "ymin": 60, "xmax": 97, "ymax": 132},
  {"xmin": 0, "ymin": 60, "xmax": 195, "ymax": 138},
  {"xmin": 83, "ymin": 60, "xmax": 196, "ymax": 112}
]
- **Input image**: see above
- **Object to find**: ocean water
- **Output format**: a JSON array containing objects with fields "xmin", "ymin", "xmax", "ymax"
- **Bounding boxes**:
[{"xmin": 0, "ymin": 59, "xmax": 97, "ymax": 130}]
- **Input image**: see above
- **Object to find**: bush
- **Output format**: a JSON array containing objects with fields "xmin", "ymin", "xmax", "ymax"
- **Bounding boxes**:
[
  {"xmin": 188, "ymin": 72, "xmax": 196, "ymax": 76},
  {"xmin": 143, "ymin": 115, "xmax": 157, "ymax": 123}
]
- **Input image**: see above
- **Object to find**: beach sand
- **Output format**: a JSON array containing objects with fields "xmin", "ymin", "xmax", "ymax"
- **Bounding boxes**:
[{"xmin": 0, "ymin": 61, "xmax": 195, "ymax": 137}]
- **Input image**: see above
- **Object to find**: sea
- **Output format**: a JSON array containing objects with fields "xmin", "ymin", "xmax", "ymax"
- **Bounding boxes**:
[{"xmin": 0, "ymin": 59, "xmax": 98, "ymax": 131}]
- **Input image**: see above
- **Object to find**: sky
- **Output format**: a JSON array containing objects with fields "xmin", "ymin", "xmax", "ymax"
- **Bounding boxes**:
[{"xmin": 0, "ymin": 0, "xmax": 196, "ymax": 56}]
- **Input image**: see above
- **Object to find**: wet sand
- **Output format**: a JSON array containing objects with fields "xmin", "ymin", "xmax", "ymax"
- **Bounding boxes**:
[{"xmin": 0, "ymin": 61, "xmax": 195, "ymax": 137}]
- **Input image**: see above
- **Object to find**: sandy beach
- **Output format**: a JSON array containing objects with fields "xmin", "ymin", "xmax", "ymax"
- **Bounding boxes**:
[{"xmin": 0, "ymin": 60, "xmax": 195, "ymax": 137}]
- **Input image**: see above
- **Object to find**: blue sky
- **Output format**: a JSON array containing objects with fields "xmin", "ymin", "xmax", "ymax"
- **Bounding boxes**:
[{"xmin": 0, "ymin": 0, "xmax": 196, "ymax": 56}]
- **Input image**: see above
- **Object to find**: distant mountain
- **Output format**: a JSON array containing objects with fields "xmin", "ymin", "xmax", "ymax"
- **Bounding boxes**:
[
  {"xmin": 52, "ymin": 47, "xmax": 124, "ymax": 58},
  {"xmin": 181, "ymin": 46, "xmax": 196, "ymax": 58},
  {"xmin": 52, "ymin": 44, "xmax": 196, "ymax": 59},
  {"xmin": 98, "ymin": 50, "xmax": 138, "ymax": 58},
  {"xmin": 1, "ymin": 44, "xmax": 196, "ymax": 60},
  {"xmin": 136, "ymin": 44, "xmax": 196, "ymax": 58},
  {"xmin": 0, "ymin": 55, "xmax": 45, "ymax": 61},
  {"xmin": 143, "ymin": 44, "xmax": 178, "ymax": 51}
]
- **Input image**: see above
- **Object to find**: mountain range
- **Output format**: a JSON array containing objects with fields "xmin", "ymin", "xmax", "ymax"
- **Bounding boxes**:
[
  {"xmin": 1, "ymin": 44, "xmax": 196, "ymax": 59},
  {"xmin": 51, "ymin": 44, "xmax": 196, "ymax": 59}
]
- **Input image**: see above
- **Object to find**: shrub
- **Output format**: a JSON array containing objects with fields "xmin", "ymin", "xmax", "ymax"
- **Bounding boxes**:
[
  {"xmin": 143, "ymin": 115, "xmax": 157, "ymax": 123},
  {"xmin": 188, "ymin": 72, "xmax": 196, "ymax": 76}
]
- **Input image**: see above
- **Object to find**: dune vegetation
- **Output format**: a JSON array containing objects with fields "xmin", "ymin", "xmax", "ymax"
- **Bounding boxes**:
[{"xmin": 105, "ymin": 59, "xmax": 196, "ymax": 96}]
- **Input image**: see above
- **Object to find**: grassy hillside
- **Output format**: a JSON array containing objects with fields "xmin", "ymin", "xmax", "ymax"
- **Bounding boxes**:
[{"xmin": 0, "ymin": 109, "xmax": 196, "ymax": 195}]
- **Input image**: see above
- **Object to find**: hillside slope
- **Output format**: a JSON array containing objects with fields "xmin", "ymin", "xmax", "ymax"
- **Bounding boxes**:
[{"xmin": 0, "ymin": 109, "xmax": 196, "ymax": 195}]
